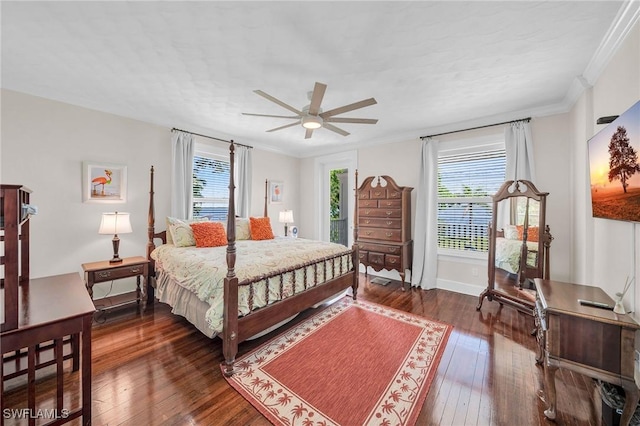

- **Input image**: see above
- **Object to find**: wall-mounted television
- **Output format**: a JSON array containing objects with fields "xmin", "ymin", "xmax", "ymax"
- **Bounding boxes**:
[{"xmin": 588, "ymin": 100, "xmax": 640, "ymax": 223}]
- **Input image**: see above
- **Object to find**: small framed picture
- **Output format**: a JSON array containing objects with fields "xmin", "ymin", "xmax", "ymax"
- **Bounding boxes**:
[
  {"xmin": 290, "ymin": 226, "xmax": 298, "ymax": 238},
  {"xmin": 269, "ymin": 180, "xmax": 283, "ymax": 204},
  {"xmin": 83, "ymin": 161, "xmax": 127, "ymax": 203}
]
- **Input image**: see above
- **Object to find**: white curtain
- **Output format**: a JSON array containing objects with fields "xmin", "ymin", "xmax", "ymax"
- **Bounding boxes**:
[
  {"xmin": 236, "ymin": 144, "xmax": 252, "ymax": 218},
  {"xmin": 170, "ymin": 130, "xmax": 195, "ymax": 219},
  {"xmin": 505, "ymin": 120, "xmax": 536, "ymax": 182},
  {"xmin": 411, "ymin": 137, "xmax": 439, "ymax": 290}
]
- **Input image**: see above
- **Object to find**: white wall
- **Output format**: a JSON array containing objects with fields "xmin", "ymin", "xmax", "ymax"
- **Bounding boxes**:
[
  {"xmin": 1, "ymin": 89, "xmax": 299, "ymax": 298},
  {"xmin": 570, "ymin": 21, "xmax": 640, "ymax": 316}
]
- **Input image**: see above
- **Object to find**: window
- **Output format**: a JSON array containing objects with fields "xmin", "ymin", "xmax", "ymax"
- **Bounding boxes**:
[
  {"xmin": 437, "ymin": 140, "xmax": 506, "ymax": 253},
  {"xmin": 192, "ymin": 153, "xmax": 230, "ymax": 221}
]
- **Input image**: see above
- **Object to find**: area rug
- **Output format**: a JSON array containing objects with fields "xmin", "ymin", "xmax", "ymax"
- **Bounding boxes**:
[{"xmin": 223, "ymin": 297, "xmax": 452, "ymax": 426}]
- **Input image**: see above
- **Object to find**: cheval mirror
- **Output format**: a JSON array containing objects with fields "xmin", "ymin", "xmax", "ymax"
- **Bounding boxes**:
[{"xmin": 477, "ymin": 180, "xmax": 553, "ymax": 315}]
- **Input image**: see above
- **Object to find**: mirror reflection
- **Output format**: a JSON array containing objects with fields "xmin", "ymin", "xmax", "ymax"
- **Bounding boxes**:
[{"xmin": 478, "ymin": 180, "xmax": 552, "ymax": 315}]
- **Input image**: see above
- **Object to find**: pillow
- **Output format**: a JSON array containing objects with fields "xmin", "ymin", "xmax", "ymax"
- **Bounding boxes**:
[
  {"xmin": 190, "ymin": 222, "xmax": 227, "ymax": 248},
  {"xmin": 236, "ymin": 217, "xmax": 251, "ymax": 240},
  {"xmin": 503, "ymin": 224, "xmax": 519, "ymax": 240},
  {"xmin": 516, "ymin": 225, "xmax": 539, "ymax": 243},
  {"xmin": 249, "ymin": 217, "xmax": 274, "ymax": 240},
  {"xmin": 167, "ymin": 216, "xmax": 209, "ymax": 247}
]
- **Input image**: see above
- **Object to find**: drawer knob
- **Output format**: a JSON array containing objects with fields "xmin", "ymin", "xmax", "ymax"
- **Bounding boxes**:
[
  {"xmin": 97, "ymin": 271, "xmax": 111, "ymax": 279},
  {"xmin": 386, "ymin": 211, "xmax": 392, "ymax": 216},
  {"xmin": 365, "ymin": 220, "xmax": 370, "ymax": 224},
  {"xmin": 366, "ymin": 231, "xmax": 372, "ymax": 235},
  {"xmin": 131, "ymin": 267, "xmax": 141, "ymax": 273},
  {"xmin": 386, "ymin": 232, "xmax": 393, "ymax": 237},
  {"xmin": 389, "ymin": 259, "xmax": 397, "ymax": 264},
  {"xmin": 374, "ymin": 191, "xmax": 382, "ymax": 196},
  {"xmin": 359, "ymin": 254, "xmax": 365, "ymax": 259},
  {"xmin": 365, "ymin": 209, "xmax": 371, "ymax": 215},
  {"xmin": 386, "ymin": 220, "xmax": 393, "ymax": 225}
]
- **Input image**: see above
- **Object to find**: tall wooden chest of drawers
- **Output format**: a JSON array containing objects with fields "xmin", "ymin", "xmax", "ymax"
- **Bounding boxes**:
[{"xmin": 356, "ymin": 175, "xmax": 413, "ymax": 290}]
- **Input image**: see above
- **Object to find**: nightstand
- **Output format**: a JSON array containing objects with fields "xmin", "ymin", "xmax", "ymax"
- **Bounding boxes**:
[{"xmin": 81, "ymin": 256, "xmax": 149, "ymax": 312}]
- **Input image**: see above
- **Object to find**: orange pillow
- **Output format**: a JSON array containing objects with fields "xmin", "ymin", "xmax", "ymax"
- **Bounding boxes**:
[
  {"xmin": 249, "ymin": 217, "xmax": 274, "ymax": 240},
  {"xmin": 516, "ymin": 225, "xmax": 539, "ymax": 242},
  {"xmin": 190, "ymin": 222, "xmax": 227, "ymax": 248}
]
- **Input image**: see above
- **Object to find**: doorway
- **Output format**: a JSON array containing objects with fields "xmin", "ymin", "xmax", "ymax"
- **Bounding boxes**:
[
  {"xmin": 314, "ymin": 151, "xmax": 357, "ymax": 246},
  {"xmin": 330, "ymin": 168, "xmax": 349, "ymax": 246}
]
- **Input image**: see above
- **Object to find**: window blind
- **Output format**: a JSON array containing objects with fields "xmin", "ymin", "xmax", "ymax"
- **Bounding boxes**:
[
  {"xmin": 437, "ymin": 148, "xmax": 506, "ymax": 252},
  {"xmin": 192, "ymin": 154, "xmax": 230, "ymax": 221}
]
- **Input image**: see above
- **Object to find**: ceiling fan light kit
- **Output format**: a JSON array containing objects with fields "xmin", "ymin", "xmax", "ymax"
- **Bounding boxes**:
[
  {"xmin": 242, "ymin": 82, "xmax": 378, "ymax": 139},
  {"xmin": 301, "ymin": 115, "xmax": 323, "ymax": 129}
]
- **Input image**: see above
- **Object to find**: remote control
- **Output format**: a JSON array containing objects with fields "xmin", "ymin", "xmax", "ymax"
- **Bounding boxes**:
[{"xmin": 578, "ymin": 299, "xmax": 614, "ymax": 310}]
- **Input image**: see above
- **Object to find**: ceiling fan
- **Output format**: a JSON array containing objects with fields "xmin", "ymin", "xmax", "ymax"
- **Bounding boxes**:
[{"xmin": 242, "ymin": 82, "xmax": 378, "ymax": 139}]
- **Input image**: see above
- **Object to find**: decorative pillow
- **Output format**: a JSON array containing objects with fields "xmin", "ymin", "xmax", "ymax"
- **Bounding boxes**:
[
  {"xmin": 249, "ymin": 217, "xmax": 274, "ymax": 240},
  {"xmin": 167, "ymin": 216, "xmax": 209, "ymax": 247},
  {"xmin": 503, "ymin": 224, "xmax": 519, "ymax": 240},
  {"xmin": 516, "ymin": 225, "xmax": 539, "ymax": 242},
  {"xmin": 190, "ymin": 222, "xmax": 227, "ymax": 248},
  {"xmin": 236, "ymin": 217, "xmax": 251, "ymax": 240}
]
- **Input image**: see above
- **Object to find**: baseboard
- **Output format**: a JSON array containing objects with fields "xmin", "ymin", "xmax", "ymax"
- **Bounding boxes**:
[{"xmin": 436, "ymin": 278, "xmax": 484, "ymax": 297}]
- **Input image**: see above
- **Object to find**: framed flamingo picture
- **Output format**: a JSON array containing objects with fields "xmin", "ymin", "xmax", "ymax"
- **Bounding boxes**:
[
  {"xmin": 269, "ymin": 180, "xmax": 283, "ymax": 204},
  {"xmin": 83, "ymin": 161, "xmax": 127, "ymax": 203}
]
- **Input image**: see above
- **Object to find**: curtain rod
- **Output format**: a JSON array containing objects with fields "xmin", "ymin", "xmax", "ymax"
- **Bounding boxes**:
[
  {"xmin": 420, "ymin": 117, "xmax": 531, "ymax": 139},
  {"xmin": 171, "ymin": 128, "xmax": 253, "ymax": 149}
]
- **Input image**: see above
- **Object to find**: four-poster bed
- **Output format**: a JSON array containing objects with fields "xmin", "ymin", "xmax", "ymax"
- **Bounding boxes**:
[{"xmin": 146, "ymin": 142, "xmax": 359, "ymax": 376}]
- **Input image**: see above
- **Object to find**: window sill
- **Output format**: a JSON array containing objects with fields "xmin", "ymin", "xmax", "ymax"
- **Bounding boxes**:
[{"xmin": 438, "ymin": 249, "xmax": 487, "ymax": 264}]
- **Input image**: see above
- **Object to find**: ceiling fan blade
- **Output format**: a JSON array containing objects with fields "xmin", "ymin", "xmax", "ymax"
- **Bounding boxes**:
[
  {"xmin": 324, "ymin": 117, "xmax": 378, "ymax": 124},
  {"xmin": 323, "ymin": 123, "xmax": 350, "ymax": 137},
  {"xmin": 307, "ymin": 82, "xmax": 327, "ymax": 116},
  {"xmin": 266, "ymin": 121, "xmax": 300, "ymax": 133},
  {"xmin": 242, "ymin": 113, "xmax": 300, "ymax": 119},
  {"xmin": 254, "ymin": 90, "xmax": 303, "ymax": 115},
  {"xmin": 305, "ymin": 128, "xmax": 314, "ymax": 139},
  {"xmin": 320, "ymin": 98, "xmax": 377, "ymax": 118}
]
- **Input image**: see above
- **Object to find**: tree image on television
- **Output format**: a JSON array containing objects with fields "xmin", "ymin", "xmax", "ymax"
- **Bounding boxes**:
[{"xmin": 608, "ymin": 126, "xmax": 640, "ymax": 193}]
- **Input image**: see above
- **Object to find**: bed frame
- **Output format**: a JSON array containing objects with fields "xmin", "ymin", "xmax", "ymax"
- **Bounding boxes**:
[{"xmin": 146, "ymin": 141, "xmax": 359, "ymax": 376}]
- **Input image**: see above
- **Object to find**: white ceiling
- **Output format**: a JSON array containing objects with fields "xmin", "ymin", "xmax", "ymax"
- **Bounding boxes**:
[{"xmin": 1, "ymin": 1, "xmax": 635, "ymax": 157}]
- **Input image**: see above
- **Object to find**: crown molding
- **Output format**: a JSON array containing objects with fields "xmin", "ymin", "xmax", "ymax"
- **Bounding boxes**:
[{"xmin": 583, "ymin": 0, "xmax": 640, "ymax": 86}]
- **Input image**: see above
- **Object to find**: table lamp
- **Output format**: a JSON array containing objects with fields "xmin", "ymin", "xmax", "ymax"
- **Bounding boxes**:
[
  {"xmin": 279, "ymin": 210, "xmax": 294, "ymax": 237},
  {"xmin": 99, "ymin": 211, "xmax": 132, "ymax": 263}
]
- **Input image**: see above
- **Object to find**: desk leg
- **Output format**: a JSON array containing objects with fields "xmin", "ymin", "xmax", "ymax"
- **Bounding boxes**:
[
  {"xmin": 620, "ymin": 381, "xmax": 639, "ymax": 426},
  {"xmin": 82, "ymin": 314, "xmax": 92, "ymax": 425},
  {"xmin": 542, "ymin": 362, "xmax": 558, "ymax": 420}
]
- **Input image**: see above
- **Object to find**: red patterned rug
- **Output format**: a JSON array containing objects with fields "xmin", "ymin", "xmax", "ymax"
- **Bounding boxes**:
[{"xmin": 223, "ymin": 297, "xmax": 452, "ymax": 426}]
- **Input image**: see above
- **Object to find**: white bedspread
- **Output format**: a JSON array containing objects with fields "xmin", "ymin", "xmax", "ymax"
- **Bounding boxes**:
[
  {"xmin": 151, "ymin": 237, "xmax": 352, "ymax": 333},
  {"xmin": 495, "ymin": 237, "xmax": 539, "ymax": 274}
]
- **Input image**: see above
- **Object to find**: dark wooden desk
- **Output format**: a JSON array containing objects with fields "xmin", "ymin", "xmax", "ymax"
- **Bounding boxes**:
[
  {"xmin": 1, "ymin": 273, "xmax": 95, "ymax": 426},
  {"xmin": 535, "ymin": 278, "xmax": 640, "ymax": 425}
]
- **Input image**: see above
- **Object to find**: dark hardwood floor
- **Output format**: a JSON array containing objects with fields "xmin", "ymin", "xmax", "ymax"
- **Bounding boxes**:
[{"xmin": 3, "ymin": 274, "xmax": 606, "ymax": 425}]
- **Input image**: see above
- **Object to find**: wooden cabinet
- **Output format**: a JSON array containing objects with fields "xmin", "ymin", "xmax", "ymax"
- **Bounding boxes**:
[
  {"xmin": 356, "ymin": 175, "xmax": 412, "ymax": 290},
  {"xmin": 534, "ymin": 279, "xmax": 640, "ymax": 425},
  {"xmin": 1, "ymin": 184, "xmax": 31, "ymax": 332}
]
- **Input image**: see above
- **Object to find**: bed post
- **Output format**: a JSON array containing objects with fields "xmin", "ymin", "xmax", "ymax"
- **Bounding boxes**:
[
  {"xmin": 352, "ymin": 169, "xmax": 360, "ymax": 299},
  {"xmin": 146, "ymin": 166, "xmax": 156, "ymax": 303},
  {"xmin": 264, "ymin": 179, "xmax": 268, "ymax": 217},
  {"xmin": 223, "ymin": 141, "xmax": 239, "ymax": 376}
]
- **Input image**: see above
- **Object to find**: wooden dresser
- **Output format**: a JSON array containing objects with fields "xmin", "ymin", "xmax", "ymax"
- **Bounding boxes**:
[{"xmin": 356, "ymin": 175, "xmax": 413, "ymax": 290}]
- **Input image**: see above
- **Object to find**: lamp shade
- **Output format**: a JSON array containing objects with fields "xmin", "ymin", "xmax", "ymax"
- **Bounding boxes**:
[
  {"xmin": 98, "ymin": 212, "xmax": 132, "ymax": 235},
  {"xmin": 279, "ymin": 210, "xmax": 294, "ymax": 224}
]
